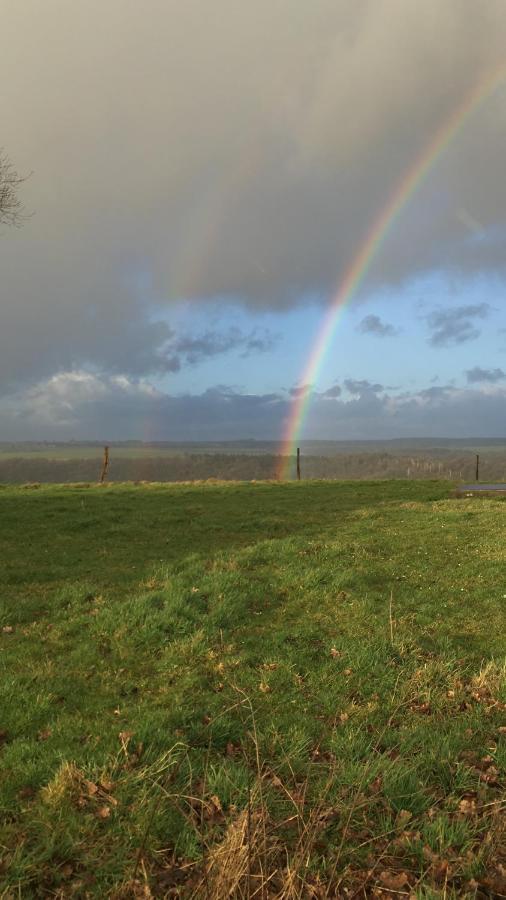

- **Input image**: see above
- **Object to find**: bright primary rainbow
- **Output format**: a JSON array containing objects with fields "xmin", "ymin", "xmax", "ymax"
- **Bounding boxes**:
[{"xmin": 278, "ymin": 64, "xmax": 506, "ymax": 479}]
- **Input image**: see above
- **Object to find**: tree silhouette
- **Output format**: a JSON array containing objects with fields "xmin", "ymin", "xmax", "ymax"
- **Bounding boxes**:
[{"xmin": 0, "ymin": 150, "xmax": 28, "ymax": 227}]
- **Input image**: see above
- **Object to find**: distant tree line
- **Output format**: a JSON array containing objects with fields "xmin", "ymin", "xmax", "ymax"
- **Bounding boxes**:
[{"xmin": 0, "ymin": 451, "xmax": 505, "ymax": 483}]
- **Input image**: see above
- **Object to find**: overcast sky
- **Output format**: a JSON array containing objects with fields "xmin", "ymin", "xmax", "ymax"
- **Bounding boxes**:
[{"xmin": 2, "ymin": 0, "xmax": 506, "ymax": 441}]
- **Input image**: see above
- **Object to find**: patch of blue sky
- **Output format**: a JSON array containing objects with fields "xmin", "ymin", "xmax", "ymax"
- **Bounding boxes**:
[
  {"xmin": 148, "ymin": 297, "xmax": 321, "ymax": 396},
  {"xmin": 321, "ymin": 271, "xmax": 506, "ymax": 392},
  {"xmin": 144, "ymin": 266, "xmax": 504, "ymax": 399}
]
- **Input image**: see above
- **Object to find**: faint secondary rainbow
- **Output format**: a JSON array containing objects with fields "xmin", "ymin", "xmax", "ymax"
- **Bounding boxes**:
[{"xmin": 279, "ymin": 64, "xmax": 506, "ymax": 479}]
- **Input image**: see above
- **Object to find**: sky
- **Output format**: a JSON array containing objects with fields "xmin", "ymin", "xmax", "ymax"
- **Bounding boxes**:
[{"xmin": 1, "ymin": 0, "xmax": 506, "ymax": 443}]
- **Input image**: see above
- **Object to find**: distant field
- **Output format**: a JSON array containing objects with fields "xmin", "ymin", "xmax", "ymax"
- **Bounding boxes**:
[
  {"xmin": 0, "ymin": 480, "xmax": 505, "ymax": 896},
  {"xmin": 3, "ymin": 437, "xmax": 506, "ymax": 458},
  {"xmin": 0, "ymin": 446, "xmax": 185, "ymax": 460},
  {"xmin": 2, "ymin": 439, "xmax": 506, "ymax": 484}
]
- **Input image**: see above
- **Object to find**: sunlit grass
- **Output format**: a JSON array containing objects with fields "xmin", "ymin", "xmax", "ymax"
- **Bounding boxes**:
[{"xmin": 0, "ymin": 481, "xmax": 505, "ymax": 896}]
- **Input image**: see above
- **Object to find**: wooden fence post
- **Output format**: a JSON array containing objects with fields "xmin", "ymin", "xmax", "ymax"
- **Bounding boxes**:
[
  {"xmin": 296, "ymin": 447, "xmax": 301, "ymax": 481},
  {"xmin": 100, "ymin": 445, "xmax": 110, "ymax": 483},
  {"xmin": 475, "ymin": 454, "xmax": 480, "ymax": 482}
]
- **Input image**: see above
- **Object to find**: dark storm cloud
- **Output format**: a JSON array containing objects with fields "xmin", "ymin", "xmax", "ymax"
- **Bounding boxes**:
[
  {"xmin": 1, "ymin": 0, "xmax": 506, "ymax": 394},
  {"xmin": 357, "ymin": 315, "xmax": 397, "ymax": 337},
  {"xmin": 426, "ymin": 304, "xmax": 491, "ymax": 346},
  {"xmin": 466, "ymin": 365, "xmax": 506, "ymax": 383}
]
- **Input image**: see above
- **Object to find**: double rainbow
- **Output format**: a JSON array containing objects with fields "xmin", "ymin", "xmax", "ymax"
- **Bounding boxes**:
[{"xmin": 279, "ymin": 65, "xmax": 506, "ymax": 479}]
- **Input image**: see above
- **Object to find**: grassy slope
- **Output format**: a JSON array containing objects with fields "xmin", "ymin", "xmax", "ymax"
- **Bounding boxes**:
[{"xmin": 0, "ymin": 481, "xmax": 505, "ymax": 897}]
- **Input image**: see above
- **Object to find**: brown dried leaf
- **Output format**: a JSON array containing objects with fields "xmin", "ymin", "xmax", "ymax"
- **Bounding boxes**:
[
  {"xmin": 126, "ymin": 881, "xmax": 153, "ymax": 899},
  {"xmin": 379, "ymin": 870, "xmax": 409, "ymax": 890},
  {"xmin": 2, "ymin": 626, "xmax": 13, "ymax": 634},
  {"xmin": 96, "ymin": 805, "xmax": 111, "ymax": 819},
  {"xmin": 479, "ymin": 766, "xmax": 500, "ymax": 786},
  {"xmin": 394, "ymin": 829, "xmax": 421, "ymax": 847},
  {"xmin": 422, "ymin": 846, "xmax": 449, "ymax": 880},
  {"xmin": 481, "ymin": 876, "xmax": 506, "ymax": 896},
  {"xmin": 459, "ymin": 749, "xmax": 479, "ymax": 764},
  {"xmin": 396, "ymin": 809, "xmax": 413, "ymax": 826},
  {"xmin": 99, "ymin": 779, "xmax": 114, "ymax": 793},
  {"xmin": 259, "ymin": 681, "xmax": 271, "ymax": 693},
  {"xmin": 368, "ymin": 774, "xmax": 383, "ymax": 794},
  {"xmin": 458, "ymin": 797, "xmax": 477, "ymax": 816},
  {"xmin": 330, "ymin": 647, "xmax": 341, "ymax": 659},
  {"xmin": 479, "ymin": 754, "xmax": 495, "ymax": 767},
  {"xmin": 84, "ymin": 780, "xmax": 98, "ymax": 796},
  {"xmin": 422, "ymin": 845, "xmax": 439, "ymax": 864},
  {"xmin": 37, "ymin": 728, "xmax": 52, "ymax": 742},
  {"xmin": 434, "ymin": 860, "xmax": 449, "ymax": 882}
]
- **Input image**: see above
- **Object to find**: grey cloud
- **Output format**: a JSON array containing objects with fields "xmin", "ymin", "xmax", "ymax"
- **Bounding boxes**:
[
  {"xmin": 466, "ymin": 366, "xmax": 506, "ymax": 383},
  {"xmin": 289, "ymin": 384, "xmax": 311, "ymax": 397},
  {"xmin": 4, "ymin": 370, "xmax": 506, "ymax": 441},
  {"xmin": 344, "ymin": 379, "xmax": 384, "ymax": 395},
  {"xmin": 242, "ymin": 331, "xmax": 280, "ymax": 355},
  {"xmin": 322, "ymin": 384, "xmax": 342, "ymax": 398},
  {"xmin": 1, "ymin": 1, "xmax": 506, "ymax": 388},
  {"xmin": 357, "ymin": 315, "xmax": 397, "ymax": 337},
  {"xmin": 165, "ymin": 327, "xmax": 278, "ymax": 369},
  {"xmin": 0, "ymin": 373, "xmax": 287, "ymax": 441},
  {"xmin": 0, "ymin": 303, "xmax": 277, "ymax": 390},
  {"xmin": 416, "ymin": 385, "xmax": 454, "ymax": 400},
  {"xmin": 426, "ymin": 304, "xmax": 490, "ymax": 347}
]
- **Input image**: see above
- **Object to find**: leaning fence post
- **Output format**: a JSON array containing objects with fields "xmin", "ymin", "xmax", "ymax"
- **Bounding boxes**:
[{"xmin": 100, "ymin": 445, "xmax": 109, "ymax": 483}]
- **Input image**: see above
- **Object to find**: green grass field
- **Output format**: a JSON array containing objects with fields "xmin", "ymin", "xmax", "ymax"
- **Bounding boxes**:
[{"xmin": 0, "ymin": 481, "xmax": 505, "ymax": 897}]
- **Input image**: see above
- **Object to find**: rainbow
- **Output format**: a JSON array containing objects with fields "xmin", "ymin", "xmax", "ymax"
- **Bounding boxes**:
[{"xmin": 279, "ymin": 64, "xmax": 506, "ymax": 479}]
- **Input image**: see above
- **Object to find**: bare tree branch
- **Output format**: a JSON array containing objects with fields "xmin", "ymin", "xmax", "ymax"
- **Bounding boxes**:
[{"xmin": 0, "ymin": 150, "xmax": 30, "ymax": 227}]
